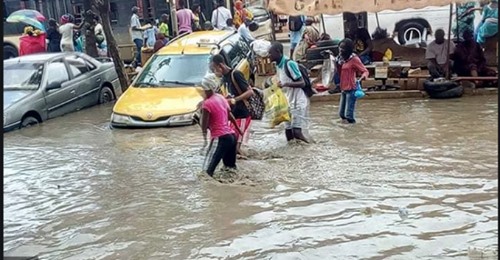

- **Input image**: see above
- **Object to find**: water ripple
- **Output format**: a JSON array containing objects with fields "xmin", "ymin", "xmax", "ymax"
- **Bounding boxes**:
[{"xmin": 4, "ymin": 96, "xmax": 497, "ymax": 259}]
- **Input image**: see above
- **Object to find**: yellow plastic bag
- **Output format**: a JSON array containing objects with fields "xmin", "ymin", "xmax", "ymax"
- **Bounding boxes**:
[
  {"xmin": 264, "ymin": 85, "xmax": 290, "ymax": 128},
  {"xmin": 384, "ymin": 48, "xmax": 393, "ymax": 61}
]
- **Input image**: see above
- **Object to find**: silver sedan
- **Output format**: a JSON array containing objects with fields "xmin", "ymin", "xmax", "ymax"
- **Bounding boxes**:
[{"xmin": 3, "ymin": 52, "xmax": 122, "ymax": 132}]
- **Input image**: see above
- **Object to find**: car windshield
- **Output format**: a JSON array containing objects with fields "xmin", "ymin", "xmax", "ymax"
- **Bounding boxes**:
[
  {"xmin": 4, "ymin": 62, "xmax": 44, "ymax": 90},
  {"xmin": 134, "ymin": 54, "xmax": 211, "ymax": 87}
]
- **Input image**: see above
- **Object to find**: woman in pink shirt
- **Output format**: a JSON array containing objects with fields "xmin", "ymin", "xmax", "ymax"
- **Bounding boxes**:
[
  {"xmin": 199, "ymin": 75, "xmax": 243, "ymax": 177},
  {"xmin": 336, "ymin": 38, "xmax": 369, "ymax": 124}
]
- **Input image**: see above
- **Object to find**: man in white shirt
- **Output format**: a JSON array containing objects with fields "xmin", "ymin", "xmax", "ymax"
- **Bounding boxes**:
[
  {"xmin": 130, "ymin": 6, "xmax": 146, "ymax": 66},
  {"xmin": 425, "ymin": 29, "xmax": 455, "ymax": 79},
  {"xmin": 238, "ymin": 19, "xmax": 257, "ymax": 43},
  {"xmin": 211, "ymin": 0, "xmax": 232, "ymax": 30}
]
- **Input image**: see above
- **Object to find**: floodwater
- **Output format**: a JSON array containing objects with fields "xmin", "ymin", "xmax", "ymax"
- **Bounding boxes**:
[{"xmin": 4, "ymin": 96, "xmax": 498, "ymax": 259}]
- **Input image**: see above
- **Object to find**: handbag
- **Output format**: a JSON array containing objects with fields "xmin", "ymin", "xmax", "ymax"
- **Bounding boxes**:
[
  {"xmin": 231, "ymin": 71, "xmax": 265, "ymax": 120},
  {"xmin": 354, "ymin": 79, "xmax": 365, "ymax": 98}
]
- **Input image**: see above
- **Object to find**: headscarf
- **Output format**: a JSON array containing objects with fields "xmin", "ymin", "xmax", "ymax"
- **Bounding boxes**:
[
  {"xmin": 201, "ymin": 73, "xmax": 221, "ymax": 92},
  {"xmin": 235, "ymin": 1, "xmax": 244, "ymax": 10},
  {"xmin": 60, "ymin": 14, "xmax": 70, "ymax": 24}
]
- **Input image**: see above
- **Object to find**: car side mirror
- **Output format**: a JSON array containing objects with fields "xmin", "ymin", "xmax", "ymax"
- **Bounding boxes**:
[{"xmin": 46, "ymin": 81, "xmax": 62, "ymax": 91}]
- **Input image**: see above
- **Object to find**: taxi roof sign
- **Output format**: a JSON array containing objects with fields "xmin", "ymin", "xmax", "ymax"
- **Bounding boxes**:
[
  {"xmin": 199, "ymin": 38, "xmax": 212, "ymax": 43},
  {"xmin": 197, "ymin": 38, "xmax": 220, "ymax": 48}
]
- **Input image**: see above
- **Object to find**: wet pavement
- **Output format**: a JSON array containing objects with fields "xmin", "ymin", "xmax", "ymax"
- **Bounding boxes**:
[{"xmin": 4, "ymin": 96, "xmax": 498, "ymax": 259}]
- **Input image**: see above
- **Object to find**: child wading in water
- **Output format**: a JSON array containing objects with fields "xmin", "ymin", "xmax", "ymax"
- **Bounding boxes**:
[
  {"xmin": 268, "ymin": 42, "xmax": 309, "ymax": 143},
  {"xmin": 335, "ymin": 38, "xmax": 369, "ymax": 124},
  {"xmin": 199, "ymin": 74, "xmax": 243, "ymax": 178}
]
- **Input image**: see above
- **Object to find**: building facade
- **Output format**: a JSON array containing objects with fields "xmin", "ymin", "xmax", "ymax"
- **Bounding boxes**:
[{"xmin": 4, "ymin": 0, "xmax": 251, "ymax": 44}]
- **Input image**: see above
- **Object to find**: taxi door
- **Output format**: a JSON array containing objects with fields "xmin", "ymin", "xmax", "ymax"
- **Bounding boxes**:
[{"xmin": 220, "ymin": 36, "xmax": 253, "ymax": 82}]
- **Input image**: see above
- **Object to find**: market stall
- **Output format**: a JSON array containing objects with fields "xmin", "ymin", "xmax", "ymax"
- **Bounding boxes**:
[{"xmin": 267, "ymin": 0, "xmax": 497, "ymax": 95}]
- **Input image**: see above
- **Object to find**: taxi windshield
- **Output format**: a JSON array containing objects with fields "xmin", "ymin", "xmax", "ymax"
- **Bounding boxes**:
[{"xmin": 134, "ymin": 54, "xmax": 211, "ymax": 87}]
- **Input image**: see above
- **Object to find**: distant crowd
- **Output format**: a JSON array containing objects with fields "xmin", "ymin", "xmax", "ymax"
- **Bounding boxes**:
[
  {"xmin": 19, "ymin": 13, "xmax": 105, "ymax": 57},
  {"xmin": 129, "ymin": 0, "xmax": 258, "ymax": 66}
]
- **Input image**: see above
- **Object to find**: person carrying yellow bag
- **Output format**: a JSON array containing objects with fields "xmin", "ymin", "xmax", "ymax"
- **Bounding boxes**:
[{"xmin": 264, "ymin": 84, "xmax": 291, "ymax": 128}]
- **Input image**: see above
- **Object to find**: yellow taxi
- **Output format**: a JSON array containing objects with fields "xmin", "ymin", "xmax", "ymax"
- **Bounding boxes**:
[{"xmin": 111, "ymin": 30, "xmax": 255, "ymax": 128}]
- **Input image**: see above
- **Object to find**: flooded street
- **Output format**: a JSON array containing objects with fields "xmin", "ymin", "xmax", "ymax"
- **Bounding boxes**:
[{"xmin": 4, "ymin": 96, "xmax": 498, "ymax": 259}]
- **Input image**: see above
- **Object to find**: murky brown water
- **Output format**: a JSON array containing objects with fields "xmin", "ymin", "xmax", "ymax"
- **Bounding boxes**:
[{"xmin": 4, "ymin": 96, "xmax": 498, "ymax": 259}]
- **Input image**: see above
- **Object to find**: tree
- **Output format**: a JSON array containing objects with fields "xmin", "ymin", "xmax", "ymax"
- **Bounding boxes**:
[
  {"xmin": 82, "ymin": 1, "xmax": 99, "ymax": 58},
  {"xmin": 92, "ymin": 0, "xmax": 129, "ymax": 92}
]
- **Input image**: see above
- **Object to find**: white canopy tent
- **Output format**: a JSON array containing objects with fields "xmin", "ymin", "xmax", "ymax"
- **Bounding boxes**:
[{"xmin": 267, "ymin": 0, "xmax": 468, "ymax": 16}]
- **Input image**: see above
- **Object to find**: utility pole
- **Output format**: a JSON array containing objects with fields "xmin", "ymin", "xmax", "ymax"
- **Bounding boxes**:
[{"xmin": 168, "ymin": 0, "xmax": 178, "ymax": 36}]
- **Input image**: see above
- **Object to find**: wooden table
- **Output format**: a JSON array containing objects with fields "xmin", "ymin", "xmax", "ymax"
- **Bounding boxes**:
[{"xmin": 365, "ymin": 61, "xmax": 412, "ymax": 91}]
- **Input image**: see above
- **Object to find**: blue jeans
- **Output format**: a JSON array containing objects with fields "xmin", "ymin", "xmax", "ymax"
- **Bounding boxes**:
[
  {"xmin": 133, "ymin": 38, "xmax": 143, "ymax": 65},
  {"xmin": 339, "ymin": 90, "xmax": 357, "ymax": 123}
]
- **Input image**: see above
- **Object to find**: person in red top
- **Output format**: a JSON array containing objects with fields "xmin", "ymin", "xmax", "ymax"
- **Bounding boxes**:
[
  {"xmin": 335, "ymin": 38, "xmax": 369, "ymax": 124},
  {"xmin": 153, "ymin": 32, "xmax": 167, "ymax": 53},
  {"xmin": 199, "ymin": 74, "xmax": 243, "ymax": 177},
  {"xmin": 19, "ymin": 26, "xmax": 46, "ymax": 56}
]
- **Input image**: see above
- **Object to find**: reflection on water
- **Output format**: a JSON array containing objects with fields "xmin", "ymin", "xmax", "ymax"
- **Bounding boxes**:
[{"xmin": 4, "ymin": 97, "xmax": 498, "ymax": 259}]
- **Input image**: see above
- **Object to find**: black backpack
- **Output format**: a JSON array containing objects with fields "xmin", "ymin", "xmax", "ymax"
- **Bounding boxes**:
[
  {"xmin": 284, "ymin": 60, "xmax": 315, "ymax": 98},
  {"xmin": 288, "ymin": 16, "xmax": 304, "ymax": 32}
]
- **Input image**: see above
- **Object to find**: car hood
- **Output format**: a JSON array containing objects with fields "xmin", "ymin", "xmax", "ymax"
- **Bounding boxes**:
[
  {"xmin": 4, "ymin": 90, "xmax": 36, "ymax": 109},
  {"xmin": 113, "ymin": 86, "xmax": 204, "ymax": 120}
]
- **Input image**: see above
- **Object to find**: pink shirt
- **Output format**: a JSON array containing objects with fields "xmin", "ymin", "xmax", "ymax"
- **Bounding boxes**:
[
  {"xmin": 202, "ymin": 94, "xmax": 234, "ymax": 139},
  {"xmin": 338, "ymin": 56, "xmax": 369, "ymax": 91},
  {"xmin": 176, "ymin": 8, "xmax": 193, "ymax": 33}
]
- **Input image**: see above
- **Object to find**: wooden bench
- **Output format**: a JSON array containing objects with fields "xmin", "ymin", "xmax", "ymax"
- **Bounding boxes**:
[
  {"xmin": 452, "ymin": 76, "xmax": 498, "ymax": 89},
  {"xmin": 365, "ymin": 76, "xmax": 430, "ymax": 91},
  {"xmin": 365, "ymin": 61, "xmax": 412, "ymax": 91},
  {"xmin": 405, "ymin": 75, "xmax": 497, "ymax": 90},
  {"xmin": 452, "ymin": 76, "xmax": 498, "ymax": 82},
  {"xmin": 408, "ymin": 74, "xmax": 431, "ymax": 90}
]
